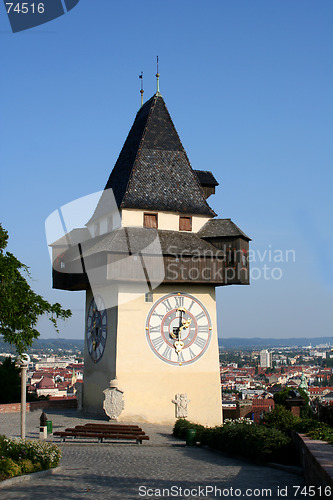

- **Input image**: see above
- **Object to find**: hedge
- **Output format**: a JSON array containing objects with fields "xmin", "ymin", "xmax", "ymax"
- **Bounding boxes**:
[{"xmin": 173, "ymin": 418, "xmax": 293, "ymax": 463}]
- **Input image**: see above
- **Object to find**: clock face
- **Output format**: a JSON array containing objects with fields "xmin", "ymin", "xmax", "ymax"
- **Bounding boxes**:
[
  {"xmin": 145, "ymin": 292, "xmax": 212, "ymax": 366},
  {"xmin": 86, "ymin": 296, "xmax": 107, "ymax": 363}
]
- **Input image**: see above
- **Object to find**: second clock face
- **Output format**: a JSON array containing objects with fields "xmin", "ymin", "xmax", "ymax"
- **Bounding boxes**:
[
  {"xmin": 86, "ymin": 295, "xmax": 107, "ymax": 363},
  {"xmin": 145, "ymin": 292, "xmax": 212, "ymax": 366}
]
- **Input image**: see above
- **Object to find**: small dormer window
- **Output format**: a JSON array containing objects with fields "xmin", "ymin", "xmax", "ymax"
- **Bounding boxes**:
[
  {"xmin": 179, "ymin": 216, "xmax": 192, "ymax": 231},
  {"xmin": 94, "ymin": 222, "xmax": 100, "ymax": 237},
  {"xmin": 144, "ymin": 213, "xmax": 158, "ymax": 229}
]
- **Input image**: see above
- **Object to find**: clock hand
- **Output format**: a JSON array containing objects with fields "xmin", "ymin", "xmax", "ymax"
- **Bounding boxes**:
[
  {"xmin": 174, "ymin": 318, "xmax": 192, "ymax": 354},
  {"xmin": 92, "ymin": 320, "xmax": 97, "ymax": 350},
  {"xmin": 182, "ymin": 318, "xmax": 192, "ymax": 330},
  {"xmin": 174, "ymin": 340, "xmax": 184, "ymax": 354},
  {"xmin": 177, "ymin": 307, "xmax": 186, "ymax": 340},
  {"xmin": 174, "ymin": 312, "xmax": 191, "ymax": 354}
]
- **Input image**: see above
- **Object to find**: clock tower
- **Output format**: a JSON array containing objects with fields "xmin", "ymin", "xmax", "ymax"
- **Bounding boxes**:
[{"xmin": 51, "ymin": 89, "xmax": 250, "ymax": 426}]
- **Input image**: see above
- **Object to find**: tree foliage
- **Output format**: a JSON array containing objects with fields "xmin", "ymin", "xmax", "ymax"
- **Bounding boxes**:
[
  {"xmin": 261, "ymin": 404, "xmax": 301, "ymax": 433},
  {"xmin": 0, "ymin": 224, "xmax": 71, "ymax": 354},
  {"xmin": 274, "ymin": 386, "xmax": 309, "ymax": 407},
  {"xmin": 0, "ymin": 357, "xmax": 21, "ymax": 403}
]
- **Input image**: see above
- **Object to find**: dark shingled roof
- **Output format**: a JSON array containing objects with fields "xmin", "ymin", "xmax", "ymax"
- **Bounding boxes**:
[
  {"xmin": 50, "ymin": 228, "xmax": 91, "ymax": 247},
  {"xmin": 198, "ymin": 219, "xmax": 251, "ymax": 241},
  {"xmin": 98, "ymin": 94, "xmax": 215, "ymax": 217},
  {"xmin": 194, "ymin": 170, "xmax": 219, "ymax": 187},
  {"xmin": 64, "ymin": 227, "xmax": 222, "ymax": 263}
]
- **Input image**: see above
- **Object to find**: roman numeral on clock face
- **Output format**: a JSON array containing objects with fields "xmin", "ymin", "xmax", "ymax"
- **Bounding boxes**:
[
  {"xmin": 162, "ymin": 299, "xmax": 172, "ymax": 312},
  {"xmin": 194, "ymin": 336, "xmax": 206, "ymax": 349},
  {"xmin": 162, "ymin": 345, "xmax": 173, "ymax": 360},
  {"xmin": 198, "ymin": 325, "xmax": 208, "ymax": 334},
  {"xmin": 189, "ymin": 348, "xmax": 196, "ymax": 359},
  {"xmin": 149, "ymin": 324, "xmax": 161, "ymax": 333},
  {"xmin": 177, "ymin": 350, "xmax": 185, "ymax": 363},
  {"xmin": 151, "ymin": 336, "xmax": 164, "ymax": 351},
  {"xmin": 174, "ymin": 295, "xmax": 184, "ymax": 308},
  {"xmin": 195, "ymin": 311, "xmax": 206, "ymax": 321},
  {"xmin": 187, "ymin": 300, "xmax": 195, "ymax": 312},
  {"xmin": 152, "ymin": 311, "xmax": 164, "ymax": 320}
]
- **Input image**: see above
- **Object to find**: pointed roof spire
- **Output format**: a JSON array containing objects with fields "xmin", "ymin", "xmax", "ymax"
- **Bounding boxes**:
[
  {"xmin": 156, "ymin": 56, "xmax": 161, "ymax": 96},
  {"xmin": 103, "ymin": 94, "xmax": 216, "ymax": 216}
]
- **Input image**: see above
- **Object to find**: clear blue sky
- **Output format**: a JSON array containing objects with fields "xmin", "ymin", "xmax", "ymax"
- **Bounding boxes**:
[{"xmin": 1, "ymin": 1, "xmax": 332, "ymax": 340}]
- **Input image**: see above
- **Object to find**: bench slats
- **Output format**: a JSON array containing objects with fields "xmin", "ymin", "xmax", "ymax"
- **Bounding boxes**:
[
  {"xmin": 68, "ymin": 426, "xmax": 145, "ymax": 435},
  {"xmin": 53, "ymin": 422, "xmax": 149, "ymax": 444}
]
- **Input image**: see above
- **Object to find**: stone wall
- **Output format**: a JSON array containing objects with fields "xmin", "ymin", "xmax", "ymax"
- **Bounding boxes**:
[
  {"xmin": 0, "ymin": 398, "xmax": 77, "ymax": 414},
  {"xmin": 292, "ymin": 432, "xmax": 333, "ymax": 493}
]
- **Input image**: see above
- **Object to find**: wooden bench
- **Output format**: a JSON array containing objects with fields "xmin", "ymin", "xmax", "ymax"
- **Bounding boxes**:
[
  {"xmin": 83, "ymin": 423, "xmax": 142, "ymax": 431},
  {"xmin": 53, "ymin": 423, "xmax": 149, "ymax": 444}
]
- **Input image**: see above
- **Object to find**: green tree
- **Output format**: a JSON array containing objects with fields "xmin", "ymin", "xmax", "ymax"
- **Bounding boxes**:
[
  {"xmin": 0, "ymin": 224, "xmax": 71, "ymax": 354},
  {"xmin": 0, "ymin": 357, "xmax": 21, "ymax": 403},
  {"xmin": 261, "ymin": 405, "xmax": 301, "ymax": 433},
  {"xmin": 274, "ymin": 386, "xmax": 309, "ymax": 407}
]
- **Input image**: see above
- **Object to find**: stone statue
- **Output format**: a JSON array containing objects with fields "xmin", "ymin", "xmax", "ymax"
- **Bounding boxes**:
[
  {"xmin": 172, "ymin": 393, "xmax": 190, "ymax": 418},
  {"xmin": 103, "ymin": 379, "xmax": 124, "ymax": 420},
  {"xmin": 299, "ymin": 372, "xmax": 309, "ymax": 395}
]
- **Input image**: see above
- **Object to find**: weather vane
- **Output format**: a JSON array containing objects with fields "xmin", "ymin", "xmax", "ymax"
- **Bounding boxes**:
[
  {"xmin": 139, "ymin": 71, "xmax": 144, "ymax": 107},
  {"xmin": 156, "ymin": 56, "xmax": 160, "ymax": 95}
]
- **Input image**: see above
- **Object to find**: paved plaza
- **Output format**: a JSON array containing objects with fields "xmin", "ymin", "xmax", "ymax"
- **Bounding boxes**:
[{"xmin": 0, "ymin": 409, "xmax": 305, "ymax": 499}]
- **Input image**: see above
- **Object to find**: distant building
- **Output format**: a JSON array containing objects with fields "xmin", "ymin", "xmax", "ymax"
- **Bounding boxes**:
[
  {"xmin": 260, "ymin": 349, "xmax": 272, "ymax": 368},
  {"xmin": 252, "ymin": 398, "xmax": 275, "ymax": 423}
]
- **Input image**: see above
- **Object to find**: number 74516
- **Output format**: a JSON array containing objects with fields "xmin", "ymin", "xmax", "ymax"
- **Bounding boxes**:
[{"xmin": 6, "ymin": 3, "xmax": 45, "ymax": 14}]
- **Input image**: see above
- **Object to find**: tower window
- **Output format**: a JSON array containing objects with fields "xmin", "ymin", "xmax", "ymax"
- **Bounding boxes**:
[
  {"xmin": 227, "ymin": 248, "xmax": 236, "ymax": 266},
  {"xmin": 179, "ymin": 216, "xmax": 192, "ymax": 231},
  {"xmin": 242, "ymin": 250, "xmax": 248, "ymax": 267},
  {"xmin": 144, "ymin": 213, "xmax": 158, "ymax": 229}
]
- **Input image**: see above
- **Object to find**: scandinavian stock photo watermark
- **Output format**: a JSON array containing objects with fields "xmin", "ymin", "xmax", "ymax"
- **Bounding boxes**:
[
  {"xmin": 248, "ymin": 245, "xmax": 296, "ymax": 281},
  {"xmin": 164, "ymin": 244, "xmax": 296, "ymax": 283}
]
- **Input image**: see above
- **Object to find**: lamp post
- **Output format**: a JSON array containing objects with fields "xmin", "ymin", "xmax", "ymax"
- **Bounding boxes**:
[{"xmin": 16, "ymin": 353, "xmax": 30, "ymax": 439}]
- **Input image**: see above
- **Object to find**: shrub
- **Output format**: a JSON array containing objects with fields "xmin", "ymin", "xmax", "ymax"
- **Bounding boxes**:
[
  {"xmin": 19, "ymin": 459, "xmax": 37, "ymax": 474},
  {"xmin": 173, "ymin": 418, "xmax": 293, "ymax": 464},
  {"xmin": 0, "ymin": 434, "xmax": 6, "ymax": 455},
  {"xmin": 294, "ymin": 418, "xmax": 325, "ymax": 433},
  {"xmin": 306, "ymin": 423, "xmax": 333, "ymax": 443},
  {"xmin": 0, "ymin": 435, "xmax": 61, "ymax": 481},
  {"xmin": 300, "ymin": 405, "xmax": 314, "ymax": 419},
  {"xmin": 261, "ymin": 405, "xmax": 301, "ymax": 433},
  {"xmin": 173, "ymin": 419, "xmax": 205, "ymax": 441},
  {"xmin": 0, "ymin": 457, "xmax": 22, "ymax": 479},
  {"xmin": 216, "ymin": 421, "xmax": 293, "ymax": 463},
  {"xmin": 318, "ymin": 405, "xmax": 333, "ymax": 427},
  {"xmin": 3, "ymin": 438, "xmax": 61, "ymax": 469}
]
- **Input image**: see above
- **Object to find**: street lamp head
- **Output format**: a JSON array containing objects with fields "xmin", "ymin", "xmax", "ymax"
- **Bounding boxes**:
[{"xmin": 16, "ymin": 353, "xmax": 31, "ymax": 367}]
